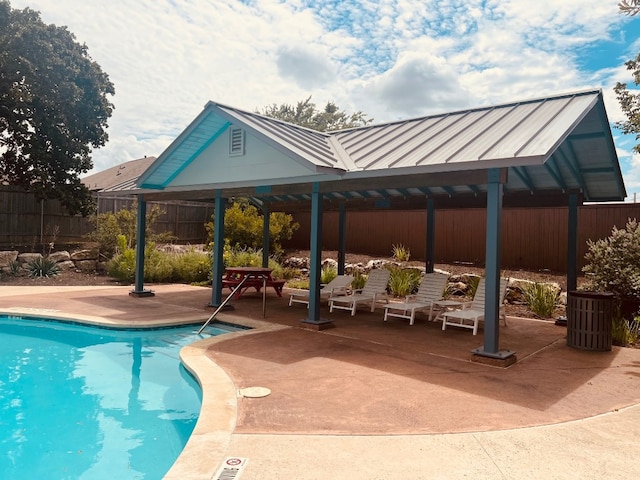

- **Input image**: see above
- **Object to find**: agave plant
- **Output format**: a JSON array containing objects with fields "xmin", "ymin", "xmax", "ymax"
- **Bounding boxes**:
[{"xmin": 26, "ymin": 257, "xmax": 61, "ymax": 278}]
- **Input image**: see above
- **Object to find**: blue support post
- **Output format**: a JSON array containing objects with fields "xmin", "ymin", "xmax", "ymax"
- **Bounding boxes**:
[
  {"xmin": 567, "ymin": 193, "xmax": 578, "ymax": 292},
  {"xmin": 262, "ymin": 202, "xmax": 270, "ymax": 268},
  {"xmin": 210, "ymin": 191, "xmax": 226, "ymax": 307},
  {"xmin": 338, "ymin": 202, "xmax": 346, "ymax": 275},
  {"xmin": 129, "ymin": 197, "xmax": 154, "ymax": 297},
  {"xmin": 301, "ymin": 183, "xmax": 334, "ymax": 329},
  {"xmin": 473, "ymin": 169, "xmax": 514, "ymax": 361},
  {"xmin": 426, "ymin": 198, "xmax": 435, "ymax": 273}
]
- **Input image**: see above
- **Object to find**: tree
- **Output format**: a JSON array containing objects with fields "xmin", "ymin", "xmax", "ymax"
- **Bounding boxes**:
[
  {"xmin": 619, "ymin": 1, "xmax": 640, "ymax": 15},
  {"xmin": 615, "ymin": 53, "xmax": 640, "ymax": 154},
  {"xmin": 614, "ymin": 1, "xmax": 640, "ymax": 152},
  {"xmin": 258, "ymin": 96, "xmax": 372, "ymax": 132},
  {"xmin": 0, "ymin": 1, "xmax": 115, "ymax": 215}
]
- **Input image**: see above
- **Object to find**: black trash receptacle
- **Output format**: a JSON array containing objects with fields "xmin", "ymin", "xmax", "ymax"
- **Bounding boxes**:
[{"xmin": 566, "ymin": 291, "xmax": 614, "ymax": 351}]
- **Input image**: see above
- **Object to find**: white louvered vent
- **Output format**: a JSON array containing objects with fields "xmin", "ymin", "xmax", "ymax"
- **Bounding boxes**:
[{"xmin": 229, "ymin": 127, "xmax": 245, "ymax": 156}]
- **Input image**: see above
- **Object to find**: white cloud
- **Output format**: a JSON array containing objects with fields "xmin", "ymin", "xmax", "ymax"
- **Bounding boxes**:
[{"xmin": 7, "ymin": 0, "xmax": 640, "ymax": 186}]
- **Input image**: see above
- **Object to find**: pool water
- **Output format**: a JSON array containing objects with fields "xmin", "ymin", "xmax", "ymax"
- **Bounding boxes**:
[{"xmin": 0, "ymin": 316, "xmax": 238, "ymax": 479}]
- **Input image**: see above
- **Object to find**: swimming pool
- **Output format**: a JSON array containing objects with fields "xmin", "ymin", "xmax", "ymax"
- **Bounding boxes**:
[{"xmin": 0, "ymin": 315, "xmax": 239, "ymax": 479}]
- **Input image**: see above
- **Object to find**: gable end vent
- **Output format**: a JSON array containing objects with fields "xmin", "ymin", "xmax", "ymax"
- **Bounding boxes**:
[{"xmin": 229, "ymin": 127, "xmax": 245, "ymax": 156}]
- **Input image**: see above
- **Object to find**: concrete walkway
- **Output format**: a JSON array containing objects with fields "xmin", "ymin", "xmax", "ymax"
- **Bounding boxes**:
[{"xmin": 1, "ymin": 284, "xmax": 639, "ymax": 479}]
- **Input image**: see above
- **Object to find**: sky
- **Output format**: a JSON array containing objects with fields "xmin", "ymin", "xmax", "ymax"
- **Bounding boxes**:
[{"xmin": 9, "ymin": 0, "xmax": 640, "ymax": 200}]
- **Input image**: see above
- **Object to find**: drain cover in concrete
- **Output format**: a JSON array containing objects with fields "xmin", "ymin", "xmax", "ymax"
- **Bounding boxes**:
[{"xmin": 239, "ymin": 387, "xmax": 271, "ymax": 398}]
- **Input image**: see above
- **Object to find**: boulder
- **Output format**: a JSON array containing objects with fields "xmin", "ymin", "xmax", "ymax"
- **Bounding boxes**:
[
  {"xmin": 48, "ymin": 251, "xmax": 71, "ymax": 264},
  {"xmin": 322, "ymin": 258, "xmax": 338, "ymax": 270},
  {"xmin": 70, "ymin": 248, "xmax": 99, "ymax": 261},
  {"xmin": 17, "ymin": 253, "xmax": 43, "ymax": 264},
  {"xmin": 57, "ymin": 260, "xmax": 76, "ymax": 271},
  {"xmin": 0, "ymin": 250, "xmax": 18, "ymax": 268},
  {"xmin": 75, "ymin": 260, "xmax": 97, "ymax": 272}
]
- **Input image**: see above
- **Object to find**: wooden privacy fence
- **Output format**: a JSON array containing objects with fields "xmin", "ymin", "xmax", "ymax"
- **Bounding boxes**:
[
  {"xmin": 284, "ymin": 203, "xmax": 640, "ymax": 272},
  {"xmin": 0, "ymin": 187, "xmax": 213, "ymax": 247}
]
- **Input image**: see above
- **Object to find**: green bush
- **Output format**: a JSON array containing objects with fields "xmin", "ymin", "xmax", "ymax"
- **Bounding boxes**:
[
  {"xmin": 173, "ymin": 249, "xmax": 211, "ymax": 284},
  {"xmin": 320, "ymin": 265, "xmax": 337, "ymax": 284},
  {"xmin": 206, "ymin": 199, "xmax": 299, "ymax": 254},
  {"xmin": 392, "ymin": 244, "xmax": 411, "ymax": 262},
  {"xmin": 26, "ymin": 257, "xmax": 61, "ymax": 278},
  {"xmin": 583, "ymin": 218, "xmax": 640, "ymax": 318},
  {"xmin": 388, "ymin": 267, "xmax": 422, "ymax": 297},
  {"xmin": 522, "ymin": 282, "xmax": 559, "ymax": 318},
  {"xmin": 352, "ymin": 271, "xmax": 367, "ymax": 290},
  {"xmin": 86, "ymin": 203, "xmax": 176, "ymax": 259},
  {"xmin": 612, "ymin": 316, "xmax": 640, "ymax": 347}
]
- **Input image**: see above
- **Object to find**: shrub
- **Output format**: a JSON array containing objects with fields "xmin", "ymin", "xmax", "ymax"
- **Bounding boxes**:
[
  {"xmin": 320, "ymin": 265, "xmax": 337, "ymax": 284},
  {"xmin": 26, "ymin": 257, "xmax": 61, "ymax": 278},
  {"xmin": 287, "ymin": 279, "xmax": 310, "ymax": 289},
  {"xmin": 86, "ymin": 203, "xmax": 176, "ymax": 259},
  {"xmin": 388, "ymin": 267, "xmax": 422, "ymax": 297},
  {"xmin": 612, "ymin": 316, "xmax": 640, "ymax": 347},
  {"xmin": 522, "ymin": 282, "xmax": 559, "ymax": 318},
  {"xmin": 583, "ymin": 218, "xmax": 640, "ymax": 318},
  {"xmin": 206, "ymin": 199, "xmax": 299, "ymax": 255},
  {"xmin": 392, "ymin": 244, "xmax": 411, "ymax": 262},
  {"xmin": 352, "ymin": 271, "xmax": 367, "ymax": 290},
  {"xmin": 173, "ymin": 249, "xmax": 211, "ymax": 284}
]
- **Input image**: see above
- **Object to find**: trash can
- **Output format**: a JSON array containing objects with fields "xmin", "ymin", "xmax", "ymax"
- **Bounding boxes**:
[{"xmin": 566, "ymin": 291, "xmax": 614, "ymax": 351}]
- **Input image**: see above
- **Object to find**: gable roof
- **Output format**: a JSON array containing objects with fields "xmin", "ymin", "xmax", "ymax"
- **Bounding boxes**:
[
  {"xmin": 130, "ymin": 89, "xmax": 625, "ymax": 208},
  {"xmin": 83, "ymin": 156, "xmax": 156, "ymax": 192}
]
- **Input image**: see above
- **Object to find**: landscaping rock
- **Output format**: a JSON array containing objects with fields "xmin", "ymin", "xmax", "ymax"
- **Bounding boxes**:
[
  {"xmin": 17, "ymin": 253, "xmax": 43, "ymax": 264},
  {"xmin": 75, "ymin": 260, "xmax": 97, "ymax": 272},
  {"xmin": 283, "ymin": 256, "xmax": 309, "ymax": 269},
  {"xmin": 322, "ymin": 258, "xmax": 338, "ymax": 270},
  {"xmin": 0, "ymin": 250, "xmax": 18, "ymax": 267},
  {"xmin": 70, "ymin": 248, "xmax": 99, "ymax": 261},
  {"xmin": 48, "ymin": 251, "xmax": 71, "ymax": 264},
  {"xmin": 57, "ymin": 260, "xmax": 76, "ymax": 271}
]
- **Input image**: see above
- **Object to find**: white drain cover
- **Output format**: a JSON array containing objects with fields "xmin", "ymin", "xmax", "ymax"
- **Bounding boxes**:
[{"xmin": 239, "ymin": 386, "xmax": 271, "ymax": 398}]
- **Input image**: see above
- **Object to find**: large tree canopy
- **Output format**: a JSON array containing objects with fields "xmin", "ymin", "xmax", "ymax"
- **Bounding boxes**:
[
  {"xmin": 0, "ymin": 1, "xmax": 114, "ymax": 215},
  {"xmin": 615, "ymin": 1, "xmax": 640, "ymax": 153},
  {"xmin": 258, "ymin": 96, "xmax": 372, "ymax": 132}
]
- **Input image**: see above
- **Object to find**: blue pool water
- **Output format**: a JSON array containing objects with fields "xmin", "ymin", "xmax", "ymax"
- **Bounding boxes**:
[{"xmin": 0, "ymin": 315, "xmax": 239, "ymax": 479}]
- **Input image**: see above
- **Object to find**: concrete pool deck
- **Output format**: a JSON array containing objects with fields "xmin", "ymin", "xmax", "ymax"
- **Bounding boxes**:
[{"xmin": 1, "ymin": 283, "xmax": 639, "ymax": 479}]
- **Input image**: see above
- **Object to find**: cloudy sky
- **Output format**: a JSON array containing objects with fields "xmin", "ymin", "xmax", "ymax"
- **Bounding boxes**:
[{"xmin": 10, "ymin": 0, "xmax": 640, "ymax": 198}]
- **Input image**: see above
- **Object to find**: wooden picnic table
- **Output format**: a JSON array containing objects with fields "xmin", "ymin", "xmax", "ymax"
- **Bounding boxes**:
[{"xmin": 222, "ymin": 267, "xmax": 285, "ymax": 299}]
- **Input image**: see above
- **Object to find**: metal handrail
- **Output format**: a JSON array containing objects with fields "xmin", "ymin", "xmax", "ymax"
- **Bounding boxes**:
[{"xmin": 196, "ymin": 275, "xmax": 251, "ymax": 335}]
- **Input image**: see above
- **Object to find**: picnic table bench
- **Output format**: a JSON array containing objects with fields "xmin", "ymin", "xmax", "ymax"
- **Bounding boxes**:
[{"xmin": 222, "ymin": 267, "xmax": 285, "ymax": 298}]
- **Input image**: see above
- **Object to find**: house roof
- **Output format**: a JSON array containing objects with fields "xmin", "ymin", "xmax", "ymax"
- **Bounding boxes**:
[
  {"xmin": 82, "ymin": 156, "xmax": 156, "ymax": 192},
  {"xmin": 125, "ymin": 89, "xmax": 625, "ymax": 209}
]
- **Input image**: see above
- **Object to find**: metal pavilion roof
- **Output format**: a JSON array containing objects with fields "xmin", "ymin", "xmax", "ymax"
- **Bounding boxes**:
[{"xmin": 131, "ymin": 89, "xmax": 625, "ymax": 209}]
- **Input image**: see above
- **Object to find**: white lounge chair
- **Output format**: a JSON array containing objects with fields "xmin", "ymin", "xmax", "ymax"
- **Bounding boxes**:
[
  {"xmin": 383, "ymin": 272, "xmax": 449, "ymax": 325},
  {"xmin": 288, "ymin": 274, "xmax": 354, "ymax": 308},
  {"xmin": 329, "ymin": 269, "xmax": 390, "ymax": 316},
  {"xmin": 441, "ymin": 277, "xmax": 509, "ymax": 335}
]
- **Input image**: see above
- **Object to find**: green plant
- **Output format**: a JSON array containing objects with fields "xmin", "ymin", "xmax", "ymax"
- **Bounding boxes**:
[
  {"xmin": 206, "ymin": 199, "xmax": 299, "ymax": 255},
  {"xmin": 522, "ymin": 282, "xmax": 559, "ymax": 318},
  {"xmin": 87, "ymin": 203, "xmax": 176, "ymax": 259},
  {"xmin": 26, "ymin": 257, "xmax": 61, "ymax": 278},
  {"xmin": 352, "ymin": 271, "xmax": 367, "ymax": 290},
  {"xmin": 7, "ymin": 260, "xmax": 21, "ymax": 276},
  {"xmin": 583, "ymin": 218, "xmax": 640, "ymax": 319},
  {"xmin": 172, "ymin": 249, "xmax": 211, "ymax": 284},
  {"xmin": 392, "ymin": 244, "xmax": 411, "ymax": 262},
  {"xmin": 612, "ymin": 316, "xmax": 640, "ymax": 347},
  {"xmin": 388, "ymin": 267, "xmax": 422, "ymax": 297},
  {"xmin": 287, "ymin": 279, "xmax": 309, "ymax": 290},
  {"xmin": 320, "ymin": 265, "xmax": 337, "ymax": 284}
]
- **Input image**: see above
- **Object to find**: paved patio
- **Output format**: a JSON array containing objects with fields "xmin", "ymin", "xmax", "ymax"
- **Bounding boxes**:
[{"xmin": 2, "ymin": 284, "xmax": 639, "ymax": 479}]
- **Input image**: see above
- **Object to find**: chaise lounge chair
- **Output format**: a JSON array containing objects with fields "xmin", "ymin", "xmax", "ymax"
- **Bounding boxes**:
[
  {"xmin": 288, "ymin": 274, "xmax": 354, "ymax": 308},
  {"xmin": 441, "ymin": 277, "xmax": 509, "ymax": 335},
  {"xmin": 329, "ymin": 269, "xmax": 391, "ymax": 316},
  {"xmin": 383, "ymin": 272, "xmax": 449, "ymax": 325}
]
